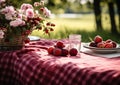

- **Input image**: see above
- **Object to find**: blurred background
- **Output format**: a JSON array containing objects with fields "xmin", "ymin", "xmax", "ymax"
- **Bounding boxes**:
[{"xmin": 11, "ymin": 0, "xmax": 120, "ymax": 43}]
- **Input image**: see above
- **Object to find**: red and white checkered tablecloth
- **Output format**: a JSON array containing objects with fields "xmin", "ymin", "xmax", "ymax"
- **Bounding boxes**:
[{"xmin": 0, "ymin": 39, "xmax": 120, "ymax": 85}]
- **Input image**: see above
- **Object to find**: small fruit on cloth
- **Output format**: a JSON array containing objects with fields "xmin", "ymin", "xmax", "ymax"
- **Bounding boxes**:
[
  {"xmin": 94, "ymin": 35, "xmax": 103, "ymax": 43},
  {"xmin": 53, "ymin": 48, "xmax": 62, "ymax": 56},
  {"xmin": 56, "ymin": 41, "xmax": 65, "ymax": 48},
  {"xmin": 47, "ymin": 47, "xmax": 54, "ymax": 54},
  {"xmin": 61, "ymin": 49, "xmax": 69, "ymax": 56},
  {"xmin": 47, "ymin": 41, "xmax": 79, "ymax": 57},
  {"xmin": 69, "ymin": 48, "xmax": 78, "ymax": 56}
]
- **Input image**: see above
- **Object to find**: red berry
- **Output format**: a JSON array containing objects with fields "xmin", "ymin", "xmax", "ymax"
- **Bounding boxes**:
[
  {"xmin": 89, "ymin": 41, "xmax": 97, "ymax": 47},
  {"xmin": 25, "ymin": 30, "xmax": 31, "ymax": 35},
  {"xmin": 35, "ymin": 17, "xmax": 42, "ymax": 21},
  {"xmin": 45, "ymin": 29, "xmax": 49, "ymax": 33},
  {"xmin": 50, "ymin": 28, "xmax": 54, "ymax": 31},
  {"xmin": 104, "ymin": 42, "xmax": 113, "ymax": 48},
  {"xmin": 61, "ymin": 49, "xmax": 69, "ymax": 56},
  {"xmin": 38, "ymin": 27, "xmax": 42, "ymax": 30},
  {"xmin": 56, "ymin": 41, "xmax": 65, "ymax": 49},
  {"xmin": 97, "ymin": 42, "xmax": 105, "ymax": 48},
  {"xmin": 51, "ymin": 23, "xmax": 55, "ymax": 27},
  {"xmin": 46, "ymin": 22, "xmax": 51, "ymax": 26},
  {"xmin": 24, "ymin": 38, "xmax": 30, "ymax": 43},
  {"xmin": 112, "ymin": 41, "xmax": 117, "ymax": 48},
  {"xmin": 69, "ymin": 48, "xmax": 78, "ymax": 56},
  {"xmin": 47, "ymin": 47, "xmax": 54, "ymax": 54},
  {"xmin": 53, "ymin": 48, "xmax": 62, "ymax": 56},
  {"xmin": 105, "ymin": 39, "xmax": 117, "ymax": 48},
  {"xmin": 105, "ymin": 39, "xmax": 112, "ymax": 43},
  {"xmin": 94, "ymin": 35, "xmax": 103, "ymax": 43}
]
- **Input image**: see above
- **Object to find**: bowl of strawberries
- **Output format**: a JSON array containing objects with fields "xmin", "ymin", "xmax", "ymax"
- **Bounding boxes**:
[{"xmin": 83, "ymin": 35, "xmax": 120, "ymax": 54}]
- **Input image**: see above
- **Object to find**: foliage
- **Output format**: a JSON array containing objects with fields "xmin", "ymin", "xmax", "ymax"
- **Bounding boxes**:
[{"xmin": 0, "ymin": 0, "xmax": 55, "ymax": 41}]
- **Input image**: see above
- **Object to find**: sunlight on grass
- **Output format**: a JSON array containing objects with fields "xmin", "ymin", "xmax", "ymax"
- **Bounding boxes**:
[
  {"xmin": 51, "ymin": 14, "xmax": 96, "ymax": 32},
  {"xmin": 31, "ymin": 14, "xmax": 120, "ymax": 43}
]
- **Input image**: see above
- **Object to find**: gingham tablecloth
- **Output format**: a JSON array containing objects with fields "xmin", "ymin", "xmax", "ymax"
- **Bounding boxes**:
[{"xmin": 0, "ymin": 39, "xmax": 120, "ymax": 85}]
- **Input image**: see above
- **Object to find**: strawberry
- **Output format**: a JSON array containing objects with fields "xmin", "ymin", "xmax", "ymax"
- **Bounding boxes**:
[
  {"xmin": 106, "ymin": 39, "xmax": 117, "ymax": 48},
  {"xmin": 56, "ymin": 41, "xmax": 65, "ymax": 49},
  {"xmin": 112, "ymin": 41, "xmax": 117, "ymax": 48},
  {"xmin": 104, "ymin": 42, "xmax": 113, "ymax": 48},
  {"xmin": 69, "ymin": 48, "xmax": 78, "ymax": 56},
  {"xmin": 97, "ymin": 42, "xmax": 105, "ymax": 48},
  {"xmin": 47, "ymin": 47, "xmax": 54, "ymax": 54},
  {"xmin": 61, "ymin": 49, "xmax": 69, "ymax": 56},
  {"xmin": 105, "ymin": 39, "xmax": 112, "ymax": 43},
  {"xmin": 53, "ymin": 48, "xmax": 62, "ymax": 56},
  {"xmin": 94, "ymin": 35, "xmax": 103, "ymax": 43}
]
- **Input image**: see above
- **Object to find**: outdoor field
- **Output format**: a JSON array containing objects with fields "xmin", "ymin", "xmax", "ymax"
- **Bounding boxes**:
[{"xmin": 32, "ymin": 14, "xmax": 120, "ymax": 43}]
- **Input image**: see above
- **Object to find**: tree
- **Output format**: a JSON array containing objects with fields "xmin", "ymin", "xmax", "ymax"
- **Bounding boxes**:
[
  {"xmin": 116, "ymin": 0, "xmax": 120, "ymax": 29},
  {"xmin": 93, "ymin": 0, "xmax": 103, "ymax": 31},
  {"xmin": 107, "ymin": 1, "xmax": 118, "ymax": 34}
]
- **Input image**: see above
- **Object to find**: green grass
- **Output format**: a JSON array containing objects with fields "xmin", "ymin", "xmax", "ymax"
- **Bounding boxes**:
[{"xmin": 31, "ymin": 14, "xmax": 120, "ymax": 43}]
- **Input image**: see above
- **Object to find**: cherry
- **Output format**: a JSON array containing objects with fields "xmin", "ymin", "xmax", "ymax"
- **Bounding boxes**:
[
  {"xmin": 56, "ymin": 41, "xmax": 65, "ymax": 49},
  {"xmin": 69, "ymin": 48, "xmax": 78, "ymax": 56},
  {"xmin": 89, "ymin": 41, "xmax": 97, "ymax": 47},
  {"xmin": 47, "ymin": 47, "xmax": 54, "ymax": 54},
  {"xmin": 61, "ymin": 49, "xmax": 69, "ymax": 56},
  {"xmin": 53, "ymin": 48, "xmax": 62, "ymax": 56},
  {"xmin": 112, "ymin": 41, "xmax": 117, "ymax": 48}
]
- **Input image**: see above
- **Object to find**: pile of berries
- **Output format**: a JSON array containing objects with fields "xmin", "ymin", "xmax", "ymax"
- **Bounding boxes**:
[
  {"xmin": 47, "ymin": 41, "xmax": 78, "ymax": 56},
  {"xmin": 89, "ymin": 35, "xmax": 117, "ymax": 48}
]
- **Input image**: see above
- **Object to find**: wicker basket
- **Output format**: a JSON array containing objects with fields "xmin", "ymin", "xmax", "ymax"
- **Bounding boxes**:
[{"xmin": 0, "ymin": 35, "xmax": 26, "ymax": 51}]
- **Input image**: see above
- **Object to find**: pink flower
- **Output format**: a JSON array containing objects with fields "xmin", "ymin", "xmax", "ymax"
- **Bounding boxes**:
[
  {"xmin": 17, "ymin": 13, "xmax": 23, "ymax": 19},
  {"xmin": 43, "ymin": 7, "xmax": 51, "ymax": 17},
  {"xmin": 1, "ymin": 6, "xmax": 15, "ymax": 15},
  {"xmin": 34, "ymin": 2, "xmax": 40, "ymax": 7},
  {"xmin": 0, "ymin": 0, "xmax": 5, "ymax": 4},
  {"xmin": 0, "ymin": 6, "xmax": 16, "ymax": 20},
  {"xmin": 10, "ymin": 19, "xmax": 25, "ymax": 27},
  {"xmin": 5, "ymin": 13, "xmax": 14, "ymax": 20},
  {"xmin": 0, "ymin": 30, "xmax": 4, "ymax": 39},
  {"xmin": 20, "ymin": 3, "xmax": 33, "ymax": 12},
  {"xmin": 0, "ymin": 1, "xmax": 55, "ymax": 37},
  {"xmin": 26, "ymin": 9, "xmax": 34, "ymax": 18}
]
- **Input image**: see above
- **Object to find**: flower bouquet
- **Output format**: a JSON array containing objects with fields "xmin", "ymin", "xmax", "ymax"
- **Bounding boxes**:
[{"xmin": 0, "ymin": 0, "xmax": 55, "ymax": 51}]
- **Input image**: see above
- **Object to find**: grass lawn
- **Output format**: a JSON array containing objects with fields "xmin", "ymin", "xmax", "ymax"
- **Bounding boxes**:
[{"xmin": 31, "ymin": 14, "xmax": 120, "ymax": 43}]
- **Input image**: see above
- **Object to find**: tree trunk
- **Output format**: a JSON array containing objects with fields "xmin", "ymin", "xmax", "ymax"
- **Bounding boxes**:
[
  {"xmin": 116, "ymin": 0, "xmax": 120, "ymax": 30},
  {"xmin": 108, "ymin": 2, "xmax": 117, "ymax": 34},
  {"xmin": 93, "ymin": 0, "xmax": 103, "ymax": 31}
]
